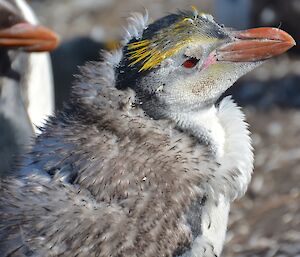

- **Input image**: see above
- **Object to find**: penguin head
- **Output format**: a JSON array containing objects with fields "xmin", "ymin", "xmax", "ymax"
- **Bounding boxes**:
[{"xmin": 117, "ymin": 9, "xmax": 295, "ymax": 119}]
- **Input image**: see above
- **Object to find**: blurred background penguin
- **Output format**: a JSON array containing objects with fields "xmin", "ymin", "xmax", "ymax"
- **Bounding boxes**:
[{"xmin": 0, "ymin": 0, "xmax": 59, "ymax": 176}]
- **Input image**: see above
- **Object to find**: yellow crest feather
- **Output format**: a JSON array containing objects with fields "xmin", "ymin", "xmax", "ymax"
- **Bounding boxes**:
[{"xmin": 127, "ymin": 8, "xmax": 219, "ymax": 72}]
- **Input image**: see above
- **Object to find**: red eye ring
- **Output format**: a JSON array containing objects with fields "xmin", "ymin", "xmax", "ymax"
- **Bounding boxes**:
[{"xmin": 182, "ymin": 57, "xmax": 199, "ymax": 68}]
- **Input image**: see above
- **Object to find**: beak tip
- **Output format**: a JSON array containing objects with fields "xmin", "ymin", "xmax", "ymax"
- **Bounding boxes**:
[
  {"xmin": 291, "ymin": 38, "xmax": 296, "ymax": 47},
  {"xmin": 218, "ymin": 27, "xmax": 296, "ymax": 62},
  {"xmin": 280, "ymin": 28, "xmax": 296, "ymax": 47}
]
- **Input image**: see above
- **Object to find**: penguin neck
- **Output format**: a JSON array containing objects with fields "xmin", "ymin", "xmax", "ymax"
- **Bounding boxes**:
[
  {"xmin": 170, "ymin": 104, "xmax": 225, "ymax": 161},
  {"xmin": 169, "ymin": 96, "xmax": 253, "ymax": 200}
]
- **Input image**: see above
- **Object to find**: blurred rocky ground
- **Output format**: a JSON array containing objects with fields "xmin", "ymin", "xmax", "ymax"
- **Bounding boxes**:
[
  {"xmin": 29, "ymin": 1, "xmax": 300, "ymax": 256},
  {"xmin": 223, "ymin": 109, "xmax": 300, "ymax": 257}
]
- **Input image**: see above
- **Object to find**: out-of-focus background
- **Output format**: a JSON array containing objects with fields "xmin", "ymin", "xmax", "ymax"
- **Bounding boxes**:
[{"xmin": 23, "ymin": 0, "xmax": 300, "ymax": 256}]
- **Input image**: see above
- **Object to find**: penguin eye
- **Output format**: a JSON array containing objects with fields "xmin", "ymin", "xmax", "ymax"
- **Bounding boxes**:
[{"xmin": 182, "ymin": 57, "xmax": 199, "ymax": 68}]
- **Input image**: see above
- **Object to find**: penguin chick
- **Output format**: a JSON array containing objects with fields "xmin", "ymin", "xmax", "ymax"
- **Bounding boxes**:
[{"xmin": 0, "ymin": 8, "xmax": 295, "ymax": 257}]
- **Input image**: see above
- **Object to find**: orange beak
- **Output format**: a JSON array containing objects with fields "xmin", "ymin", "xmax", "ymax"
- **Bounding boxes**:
[
  {"xmin": 217, "ymin": 27, "xmax": 296, "ymax": 62},
  {"xmin": 0, "ymin": 22, "xmax": 59, "ymax": 52}
]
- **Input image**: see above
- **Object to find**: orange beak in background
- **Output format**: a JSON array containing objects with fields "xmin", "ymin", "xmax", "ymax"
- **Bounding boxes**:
[
  {"xmin": 0, "ymin": 22, "xmax": 59, "ymax": 52},
  {"xmin": 217, "ymin": 27, "xmax": 296, "ymax": 62}
]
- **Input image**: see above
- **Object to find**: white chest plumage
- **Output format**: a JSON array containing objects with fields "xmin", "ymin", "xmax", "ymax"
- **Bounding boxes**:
[
  {"xmin": 174, "ymin": 96, "xmax": 253, "ymax": 256},
  {"xmin": 174, "ymin": 96, "xmax": 253, "ymax": 198}
]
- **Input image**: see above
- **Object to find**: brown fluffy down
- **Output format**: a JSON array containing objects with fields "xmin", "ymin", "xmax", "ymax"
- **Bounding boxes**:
[{"xmin": 0, "ymin": 60, "xmax": 217, "ymax": 257}]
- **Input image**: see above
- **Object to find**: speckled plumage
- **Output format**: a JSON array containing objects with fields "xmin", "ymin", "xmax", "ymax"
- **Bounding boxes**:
[{"xmin": 0, "ymin": 11, "xmax": 255, "ymax": 257}]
